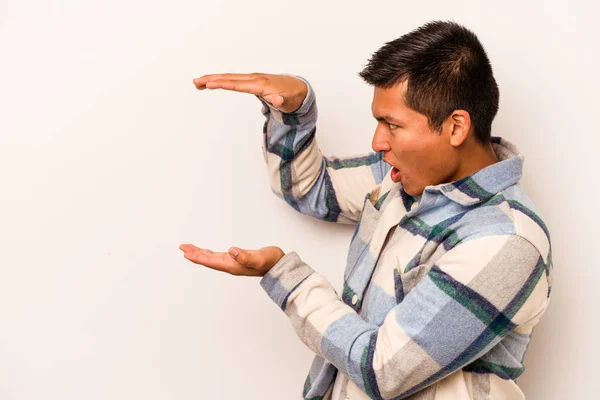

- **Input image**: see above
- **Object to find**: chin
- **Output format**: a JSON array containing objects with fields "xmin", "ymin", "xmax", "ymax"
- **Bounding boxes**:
[{"xmin": 403, "ymin": 184, "xmax": 423, "ymax": 197}]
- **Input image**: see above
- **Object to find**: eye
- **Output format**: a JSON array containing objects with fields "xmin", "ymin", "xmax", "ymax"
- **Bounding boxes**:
[{"xmin": 388, "ymin": 123, "xmax": 400, "ymax": 130}]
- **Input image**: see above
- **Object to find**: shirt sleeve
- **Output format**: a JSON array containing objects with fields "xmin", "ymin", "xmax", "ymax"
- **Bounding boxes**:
[
  {"xmin": 257, "ymin": 75, "xmax": 392, "ymax": 225},
  {"xmin": 259, "ymin": 234, "xmax": 552, "ymax": 399}
]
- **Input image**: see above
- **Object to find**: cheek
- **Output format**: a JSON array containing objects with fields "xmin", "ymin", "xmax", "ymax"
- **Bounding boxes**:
[
  {"xmin": 393, "ymin": 144, "xmax": 422, "ymax": 171},
  {"xmin": 401, "ymin": 148, "xmax": 438, "ymax": 182},
  {"xmin": 419, "ymin": 149, "xmax": 454, "ymax": 183},
  {"xmin": 391, "ymin": 134, "xmax": 439, "ymax": 177}
]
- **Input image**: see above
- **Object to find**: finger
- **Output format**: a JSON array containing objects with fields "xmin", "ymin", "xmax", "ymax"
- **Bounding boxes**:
[
  {"xmin": 202, "ymin": 78, "xmax": 269, "ymax": 97},
  {"xmin": 183, "ymin": 248, "xmax": 233, "ymax": 271},
  {"xmin": 198, "ymin": 250, "xmax": 262, "ymax": 277},
  {"xmin": 194, "ymin": 73, "xmax": 257, "ymax": 84},
  {"xmin": 180, "ymin": 244, "xmax": 213, "ymax": 256},
  {"xmin": 192, "ymin": 73, "xmax": 256, "ymax": 88},
  {"xmin": 181, "ymin": 245, "xmax": 261, "ymax": 276}
]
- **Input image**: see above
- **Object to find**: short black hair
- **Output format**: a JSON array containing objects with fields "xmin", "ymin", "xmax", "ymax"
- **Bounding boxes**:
[{"xmin": 358, "ymin": 20, "xmax": 499, "ymax": 145}]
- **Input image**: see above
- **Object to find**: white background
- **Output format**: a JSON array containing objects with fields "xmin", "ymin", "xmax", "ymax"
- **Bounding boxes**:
[{"xmin": 1, "ymin": 1, "xmax": 598, "ymax": 399}]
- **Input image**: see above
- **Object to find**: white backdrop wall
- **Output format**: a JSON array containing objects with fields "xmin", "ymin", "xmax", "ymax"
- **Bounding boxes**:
[{"xmin": 1, "ymin": 1, "xmax": 598, "ymax": 399}]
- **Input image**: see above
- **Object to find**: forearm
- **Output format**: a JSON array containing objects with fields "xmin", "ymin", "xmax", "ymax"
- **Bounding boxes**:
[
  {"xmin": 258, "ymin": 76, "xmax": 391, "ymax": 224},
  {"xmin": 260, "ymin": 252, "xmax": 389, "ymax": 398}
]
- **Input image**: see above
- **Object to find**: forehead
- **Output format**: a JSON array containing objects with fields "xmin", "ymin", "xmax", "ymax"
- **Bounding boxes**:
[
  {"xmin": 371, "ymin": 80, "xmax": 411, "ymax": 117},
  {"xmin": 371, "ymin": 80, "xmax": 431, "ymax": 127}
]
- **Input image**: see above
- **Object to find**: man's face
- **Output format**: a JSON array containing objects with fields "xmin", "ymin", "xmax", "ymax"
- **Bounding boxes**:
[{"xmin": 371, "ymin": 80, "xmax": 458, "ymax": 197}]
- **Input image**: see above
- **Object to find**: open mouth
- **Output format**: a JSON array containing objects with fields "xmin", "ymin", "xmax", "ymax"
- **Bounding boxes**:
[{"xmin": 391, "ymin": 166, "xmax": 402, "ymax": 183}]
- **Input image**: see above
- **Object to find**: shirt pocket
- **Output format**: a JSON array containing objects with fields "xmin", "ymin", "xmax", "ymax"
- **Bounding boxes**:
[
  {"xmin": 344, "ymin": 192, "xmax": 382, "ymax": 281},
  {"xmin": 393, "ymin": 257, "xmax": 431, "ymax": 304}
]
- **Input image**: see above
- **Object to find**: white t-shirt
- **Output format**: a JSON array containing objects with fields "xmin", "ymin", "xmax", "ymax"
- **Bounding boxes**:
[{"xmin": 332, "ymin": 370, "xmax": 345, "ymax": 400}]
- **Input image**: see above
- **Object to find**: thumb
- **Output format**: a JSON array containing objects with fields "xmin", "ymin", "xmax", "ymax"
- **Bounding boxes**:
[
  {"xmin": 228, "ymin": 247, "xmax": 257, "ymax": 268},
  {"xmin": 263, "ymin": 94, "xmax": 284, "ymax": 108}
]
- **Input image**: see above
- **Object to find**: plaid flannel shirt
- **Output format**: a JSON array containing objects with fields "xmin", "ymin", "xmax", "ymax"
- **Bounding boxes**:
[{"xmin": 256, "ymin": 76, "xmax": 553, "ymax": 400}]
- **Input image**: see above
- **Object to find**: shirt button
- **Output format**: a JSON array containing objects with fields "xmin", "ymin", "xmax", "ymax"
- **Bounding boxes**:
[
  {"xmin": 411, "ymin": 202, "xmax": 419, "ymax": 210},
  {"xmin": 372, "ymin": 238, "xmax": 379, "ymax": 249},
  {"xmin": 351, "ymin": 294, "xmax": 358, "ymax": 305}
]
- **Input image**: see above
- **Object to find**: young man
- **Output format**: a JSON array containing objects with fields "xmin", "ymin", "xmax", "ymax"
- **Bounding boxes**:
[{"xmin": 180, "ymin": 20, "xmax": 553, "ymax": 399}]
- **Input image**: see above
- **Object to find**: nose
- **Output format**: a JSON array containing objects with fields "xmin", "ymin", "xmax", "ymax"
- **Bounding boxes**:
[{"xmin": 371, "ymin": 124, "xmax": 391, "ymax": 153}]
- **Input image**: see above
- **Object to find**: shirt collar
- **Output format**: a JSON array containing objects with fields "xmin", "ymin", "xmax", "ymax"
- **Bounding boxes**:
[{"xmin": 419, "ymin": 136, "xmax": 524, "ymax": 206}]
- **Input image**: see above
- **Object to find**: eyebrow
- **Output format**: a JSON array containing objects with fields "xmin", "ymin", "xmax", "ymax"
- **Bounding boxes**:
[{"xmin": 373, "ymin": 114, "xmax": 405, "ymax": 125}]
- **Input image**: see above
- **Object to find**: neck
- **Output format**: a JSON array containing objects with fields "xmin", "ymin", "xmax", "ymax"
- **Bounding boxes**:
[{"xmin": 450, "ymin": 141, "xmax": 499, "ymax": 182}]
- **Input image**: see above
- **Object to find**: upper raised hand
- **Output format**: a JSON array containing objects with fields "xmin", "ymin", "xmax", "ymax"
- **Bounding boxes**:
[{"xmin": 192, "ymin": 73, "xmax": 308, "ymax": 113}]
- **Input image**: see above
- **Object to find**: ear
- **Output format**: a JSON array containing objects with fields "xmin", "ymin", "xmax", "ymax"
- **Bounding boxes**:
[{"xmin": 446, "ymin": 110, "xmax": 472, "ymax": 147}]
